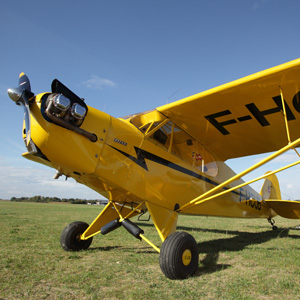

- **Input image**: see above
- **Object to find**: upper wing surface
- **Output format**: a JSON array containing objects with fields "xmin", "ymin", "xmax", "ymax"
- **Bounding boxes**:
[{"xmin": 157, "ymin": 59, "xmax": 300, "ymax": 161}]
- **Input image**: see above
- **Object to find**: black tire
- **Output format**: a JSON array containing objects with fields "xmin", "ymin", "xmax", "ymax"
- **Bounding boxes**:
[
  {"xmin": 159, "ymin": 231, "xmax": 199, "ymax": 279},
  {"xmin": 60, "ymin": 221, "xmax": 93, "ymax": 251}
]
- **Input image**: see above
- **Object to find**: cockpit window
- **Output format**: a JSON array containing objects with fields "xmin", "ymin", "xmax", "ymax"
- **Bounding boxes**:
[
  {"xmin": 147, "ymin": 120, "xmax": 218, "ymax": 177},
  {"xmin": 129, "ymin": 111, "xmax": 218, "ymax": 177},
  {"xmin": 151, "ymin": 121, "xmax": 176, "ymax": 146}
]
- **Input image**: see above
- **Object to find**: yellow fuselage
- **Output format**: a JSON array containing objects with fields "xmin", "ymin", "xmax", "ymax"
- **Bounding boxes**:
[{"xmin": 24, "ymin": 92, "xmax": 273, "ymax": 220}]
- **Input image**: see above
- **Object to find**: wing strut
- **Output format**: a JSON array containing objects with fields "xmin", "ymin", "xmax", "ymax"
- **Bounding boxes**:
[
  {"xmin": 280, "ymin": 87, "xmax": 300, "ymax": 159},
  {"xmin": 280, "ymin": 87, "xmax": 292, "ymax": 144},
  {"xmin": 178, "ymin": 137, "xmax": 300, "ymax": 212}
]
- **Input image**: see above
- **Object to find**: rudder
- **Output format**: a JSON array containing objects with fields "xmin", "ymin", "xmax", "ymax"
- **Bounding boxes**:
[{"xmin": 260, "ymin": 173, "xmax": 281, "ymax": 200}]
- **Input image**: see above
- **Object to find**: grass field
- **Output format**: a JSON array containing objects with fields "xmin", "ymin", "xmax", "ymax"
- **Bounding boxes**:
[{"xmin": 1, "ymin": 200, "xmax": 300, "ymax": 300}]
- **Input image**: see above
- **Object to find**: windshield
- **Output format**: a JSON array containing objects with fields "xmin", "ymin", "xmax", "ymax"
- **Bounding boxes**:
[{"xmin": 148, "ymin": 120, "xmax": 218, "ymax": 177}]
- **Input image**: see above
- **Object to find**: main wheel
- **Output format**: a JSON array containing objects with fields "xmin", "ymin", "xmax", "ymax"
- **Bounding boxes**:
[
  {"xmin": 60, "ymin": 221, "xmax": 93, "ymax": 251},
  {"xmin": 159, "ymin": 231, "xmax": 199, "ymax": 279}
]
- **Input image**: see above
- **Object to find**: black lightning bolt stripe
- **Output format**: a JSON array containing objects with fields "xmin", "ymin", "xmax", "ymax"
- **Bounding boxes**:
[{"xmin": 109, "ymin": 145, "xmax": 240, "ymax": 196}]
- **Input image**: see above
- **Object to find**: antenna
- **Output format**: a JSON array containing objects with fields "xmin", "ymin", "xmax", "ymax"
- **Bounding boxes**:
[{"xmin": 167, "ymin": 87, "xmax": 182, "ymax": 104}]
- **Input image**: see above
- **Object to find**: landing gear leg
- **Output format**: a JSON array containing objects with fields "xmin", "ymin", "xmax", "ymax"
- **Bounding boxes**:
[{"xmin": 268, "ymin": 218, "xmax": 278, "ymax": 231}]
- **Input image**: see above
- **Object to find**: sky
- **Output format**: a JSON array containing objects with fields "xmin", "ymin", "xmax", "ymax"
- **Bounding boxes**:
[{"xmin": 1, "ymin": 0, "xmax": 300, "ymax": 200}]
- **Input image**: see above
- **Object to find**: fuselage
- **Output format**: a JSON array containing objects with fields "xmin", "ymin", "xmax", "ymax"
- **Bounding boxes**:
[{"xmin": 23, "ymin": 90, "xmax": 273, "ymax": 219}]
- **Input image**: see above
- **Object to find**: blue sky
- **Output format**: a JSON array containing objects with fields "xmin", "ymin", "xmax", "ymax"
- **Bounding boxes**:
[{"xmin": 1, "ymin": 0, "xmax": 300, "ymax": 200}]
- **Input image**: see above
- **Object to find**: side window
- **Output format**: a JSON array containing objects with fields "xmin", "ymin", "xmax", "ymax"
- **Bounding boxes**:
[
  {"xmin": 149, "ymin": 120, "xmax": 218, "ymax": 177},
  {"xmin": 192, "ymin": 143, "xmax": 218, "ymax": 177},
  {"xmin": 150, "ymin": 121, "xmax": 173, "ymax": 149}
]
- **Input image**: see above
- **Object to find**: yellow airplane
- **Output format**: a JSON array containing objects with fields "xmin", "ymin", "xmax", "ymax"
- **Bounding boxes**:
[{"xmin": 8, "ymin": 59, "xmax": 300, "ymax": 279}]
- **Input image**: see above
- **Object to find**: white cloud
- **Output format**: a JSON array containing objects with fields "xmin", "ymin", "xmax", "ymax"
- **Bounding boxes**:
[
  {"xmin": 253, "ymin": 150, "xmax": 300, "ymax": 164},
  {"xmin": 82, "ymin": 75, "xmax": 117, "ymax": 90},
  {"xmin": 252, "ymin": 0, "xmax": 271, "ymax": 10},
  {"xmin": 0, "ymin": 159, "xmax": 103, "ymax": 200}
]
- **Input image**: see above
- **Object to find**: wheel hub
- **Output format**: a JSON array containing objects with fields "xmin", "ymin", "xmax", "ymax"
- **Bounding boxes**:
[{"xmin": 182, "ymin": 249, "xmax": 192, "ymax": 266}]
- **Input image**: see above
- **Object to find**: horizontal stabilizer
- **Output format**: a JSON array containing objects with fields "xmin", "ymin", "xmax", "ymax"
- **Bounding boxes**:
[{"xmin": 265, "ymin": 200, "xmax": 300, "ymax": 219}]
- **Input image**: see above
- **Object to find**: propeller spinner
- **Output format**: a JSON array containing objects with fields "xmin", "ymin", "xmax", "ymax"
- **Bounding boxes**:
[{"xmin": 8, "ymin": 72, "xmax": 34, "ymax": 105}]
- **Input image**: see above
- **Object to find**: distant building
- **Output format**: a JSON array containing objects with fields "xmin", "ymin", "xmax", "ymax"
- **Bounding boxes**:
[{"xmin": 87, "ymin": 199, "xmax": 108, "ymax": 205}]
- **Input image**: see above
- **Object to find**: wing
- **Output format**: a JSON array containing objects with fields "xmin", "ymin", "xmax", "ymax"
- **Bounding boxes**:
[{"xmin": 157, "ymin": 59, "xmax": 300, "ymax": 161}]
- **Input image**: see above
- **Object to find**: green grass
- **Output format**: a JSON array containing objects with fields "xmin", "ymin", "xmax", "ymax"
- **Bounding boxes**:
[{"xmin": 1, "ymin": 200, "xmax": 300, "ymax": 300}]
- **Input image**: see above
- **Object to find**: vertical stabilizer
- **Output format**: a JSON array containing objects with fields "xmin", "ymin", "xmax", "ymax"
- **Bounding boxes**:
[{"xmin": 260, "ymin": 173, "xmax": 281, "ymax": 200}]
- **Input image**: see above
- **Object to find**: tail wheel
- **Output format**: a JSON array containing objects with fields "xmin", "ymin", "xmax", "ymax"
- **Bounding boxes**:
[
  {"xmin": 159, "ymin": 231, "xmax": 199, "ymax": 279},
  {"xmin": 60, "ymin": 221, "xmax": 93, "ymax": 251}
]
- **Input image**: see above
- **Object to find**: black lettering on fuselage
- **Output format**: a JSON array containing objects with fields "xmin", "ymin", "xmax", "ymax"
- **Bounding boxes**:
[{"xmin": 244, "ymin": 199, "xmax": 262, "ymax": 211}]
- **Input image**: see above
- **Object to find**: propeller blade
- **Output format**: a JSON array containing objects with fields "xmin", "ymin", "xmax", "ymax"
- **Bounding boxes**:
[{"xmin": 18, "ymin": 72, "xmax": 31, "ymax": 92}]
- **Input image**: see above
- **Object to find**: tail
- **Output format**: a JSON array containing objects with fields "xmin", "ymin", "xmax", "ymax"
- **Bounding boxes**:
[
  {"xmin": 260, "ymin": 173, "xmax": 281, "ymax": 200},
  {"xmin": 261, "ymin": 173, "xmax": 300, "ymax": 219}
]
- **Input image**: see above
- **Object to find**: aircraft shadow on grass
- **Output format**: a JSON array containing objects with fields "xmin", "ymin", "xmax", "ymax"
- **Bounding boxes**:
[
  {"xmin": 87, "ymin": 221, "xmax": 300, "ymax": 277},
  {"xmin": 178, "ymin": 225, "xmax": 300, "ymax": 277},
  {"xmin": 134, "ymin": 222, "xmax": 300, "ymax": 277},
  {"xmin": 89, "ymin": 245, "xmax": 122, "ymax": 252}
]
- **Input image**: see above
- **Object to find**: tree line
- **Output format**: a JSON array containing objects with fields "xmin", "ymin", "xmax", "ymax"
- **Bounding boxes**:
[{"xmin": 10, "ymin": 196, "xmax": 104, "ymax": 205}]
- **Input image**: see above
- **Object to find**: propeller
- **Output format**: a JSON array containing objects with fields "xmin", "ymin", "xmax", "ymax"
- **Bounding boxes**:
[
  {"xmin": 18, "ymin": 72, "xmax": 31, "ymax": 92},
  {"xmin": 8, "ymin": 72, "xmax": 34, "ymax": 105},
  {"xmin": 7, "ymin": 73, "xmax": 36, "ymax": 153}
]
